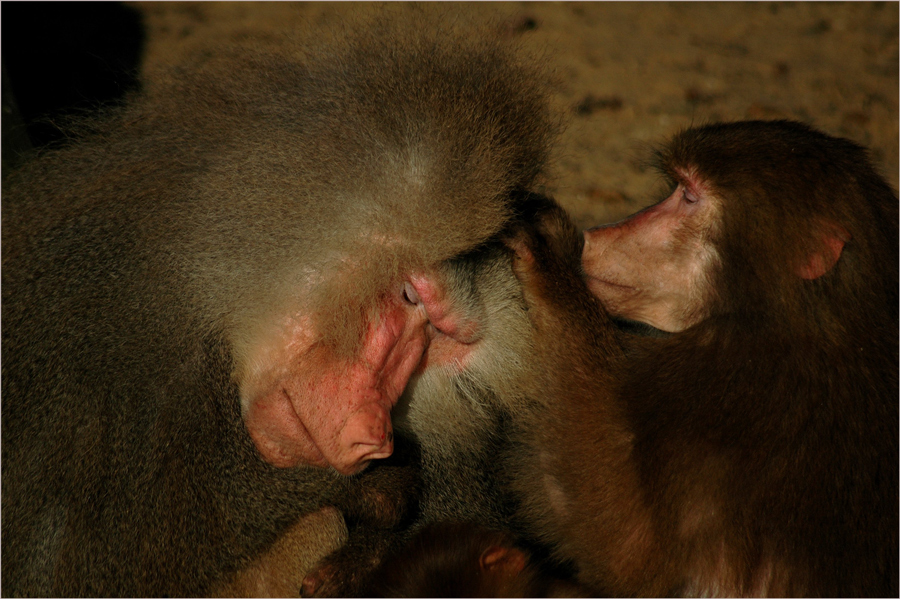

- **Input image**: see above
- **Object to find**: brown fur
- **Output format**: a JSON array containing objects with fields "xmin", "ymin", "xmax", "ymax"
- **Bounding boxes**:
[
  {"xmin": 361, "ymin": 522, "xmax": 591, "ymax": 598},
  {"xmin": 212, "ymin": 507, "xmax": 348, "ymax": 597},
  {"xmin": 1, "ymin": 17, "xmax": 558, "ymax": 596},
  {"xmin": 512, "ymin": 121, "xmax": 898, "ymax": 596}
]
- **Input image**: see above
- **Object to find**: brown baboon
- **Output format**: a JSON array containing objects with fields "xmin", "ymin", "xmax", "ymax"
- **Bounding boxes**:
[
  {"xmin": 511, "ymin": 121, "xmax": 898, "ymax": 596},
  {"xmin": 360, "ymin": 522, "xmax": 590, "ymax": 598},
  {"xmin": 1, "ymin": 19, "xmax": 557, "ymax": 596}
]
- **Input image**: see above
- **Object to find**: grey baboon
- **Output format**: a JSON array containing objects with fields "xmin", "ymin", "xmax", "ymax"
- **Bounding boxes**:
[{"xmin": 1, "ymin": 19, "xmax": 557, "ymax": 596}]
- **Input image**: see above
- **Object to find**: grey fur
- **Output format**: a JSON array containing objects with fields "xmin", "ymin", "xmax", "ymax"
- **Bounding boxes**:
[{"xmin": 1, "ymin": 19, "xmax": 556, "ymax": 596}]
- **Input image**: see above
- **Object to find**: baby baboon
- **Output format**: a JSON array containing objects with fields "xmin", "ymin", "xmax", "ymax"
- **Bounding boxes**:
[
  {"xmin": 1, "ymin": 19, "xmax": 557, "ymax": 597},
  {"xmin": 362, "ymin": 522, "xmax": 590, "ymax": 598},
  {"xmin": 513, "ymin": 121, "xmax": 898, "ymax": 596}
]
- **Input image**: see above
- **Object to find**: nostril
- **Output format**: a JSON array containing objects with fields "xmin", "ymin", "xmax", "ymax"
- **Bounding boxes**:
[{"xmin": 402, "ymin": 282, "xmax": 420, "ymax": 305}]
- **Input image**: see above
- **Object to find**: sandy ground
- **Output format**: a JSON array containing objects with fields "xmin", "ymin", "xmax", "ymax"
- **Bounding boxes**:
[{"xmin": 133, "ymin": 1, "xmax": 899, "ymax": 228}]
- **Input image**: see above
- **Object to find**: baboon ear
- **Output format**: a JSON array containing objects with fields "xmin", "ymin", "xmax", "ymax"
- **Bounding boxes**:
[
  {"xmin": 797, "ymin": 221, "xmax": 851, "ymax": 280},
  {"xmin": 480, "ymin": 546, "xmax": 527, "ymax": 575}
]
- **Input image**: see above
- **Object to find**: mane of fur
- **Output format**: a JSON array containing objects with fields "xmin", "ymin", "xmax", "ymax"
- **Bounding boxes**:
[{"xmin": 3, "ymin": 16, "xmax": 560, "ymax": 367}]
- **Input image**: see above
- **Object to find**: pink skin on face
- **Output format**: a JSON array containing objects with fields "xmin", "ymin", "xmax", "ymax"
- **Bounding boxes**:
[
  {"xmin": 245, "ymin": 274, "xmax": 478, "ymax": 475},
  {"xmin": 582, "ymin": 169, "xmax": 718, "ymax": 333}
]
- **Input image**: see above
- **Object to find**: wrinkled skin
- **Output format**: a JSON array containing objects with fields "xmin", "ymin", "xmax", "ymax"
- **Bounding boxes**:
[{"xmin": 245, "ymin": 275, "xmax": 478, "ymax": 474}]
